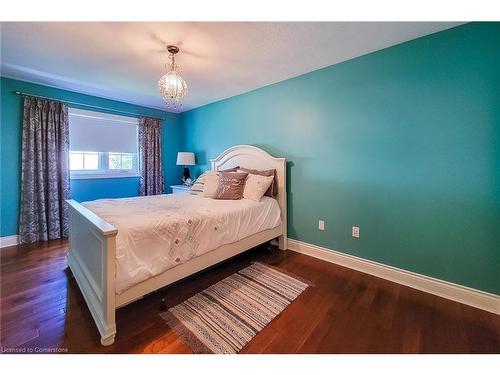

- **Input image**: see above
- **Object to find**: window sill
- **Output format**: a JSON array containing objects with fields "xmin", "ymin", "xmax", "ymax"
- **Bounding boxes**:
[{"xmin": 70, "ymin": 173, "xmax": 140, "ymax": 180}]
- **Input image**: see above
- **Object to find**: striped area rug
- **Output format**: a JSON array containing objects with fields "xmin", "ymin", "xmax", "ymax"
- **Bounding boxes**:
[{"xmin": 160, "ymin": 262, "xmax": 310, "ymax": 354}]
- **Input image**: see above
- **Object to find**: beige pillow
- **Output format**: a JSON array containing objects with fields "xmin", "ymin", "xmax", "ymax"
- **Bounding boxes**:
[
  {"xmin": 215, "ymin": 172, "xmax": 248, "ymax": 200},
  {"xmin": 240, "ymin": 173, "xmax": 275, "ymax": 202},
  {"xmin": 202, "ymin": 173, "xmax": 220, "ymax": 198},
  {"xmin": 191, "ymin": 171, "xmax": 216, "ymax": 192}
]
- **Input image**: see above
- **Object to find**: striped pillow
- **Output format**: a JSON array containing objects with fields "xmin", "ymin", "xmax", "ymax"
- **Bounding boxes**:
[{"xmin": 190, "ymin": 171, "xmax": 213, "ymax": 192}]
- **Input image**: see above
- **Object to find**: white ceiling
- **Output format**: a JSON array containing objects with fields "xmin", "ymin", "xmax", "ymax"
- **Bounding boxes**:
[{"xmin": 1, "ymin": 22, "xmax": 463, "ymax": 113}]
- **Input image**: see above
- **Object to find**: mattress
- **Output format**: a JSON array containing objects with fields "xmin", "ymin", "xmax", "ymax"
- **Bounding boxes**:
[{"xmin": 82, "ymin": 192, "xmax": 281, "ymax": 293}]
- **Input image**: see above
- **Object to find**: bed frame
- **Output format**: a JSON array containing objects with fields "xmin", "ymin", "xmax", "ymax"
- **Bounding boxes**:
[{"xmin": 66, "ymin": 145, "xmax": 287, "ymax": 346}]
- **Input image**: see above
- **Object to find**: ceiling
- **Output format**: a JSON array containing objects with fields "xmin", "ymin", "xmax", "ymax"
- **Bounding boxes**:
[{"xmin": 1, "ymin": 22, "xmax": 463, "ymax": 112}]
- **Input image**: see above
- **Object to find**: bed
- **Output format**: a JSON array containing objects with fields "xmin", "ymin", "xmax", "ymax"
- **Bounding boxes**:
[{"xmin": 66, "ymin": 145, "xmax": 287, "ymax": 346}]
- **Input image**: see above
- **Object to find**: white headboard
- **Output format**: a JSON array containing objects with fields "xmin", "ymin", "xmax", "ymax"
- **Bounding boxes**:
[{"xmin": 210, "ymin": 145, "xmax": 287, "ymax": 248}]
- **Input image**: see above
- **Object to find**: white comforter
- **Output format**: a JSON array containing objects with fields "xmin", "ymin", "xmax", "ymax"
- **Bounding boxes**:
[{"xmin": 82, "ymin": 193, "xmax": 281, "ymax": 293}]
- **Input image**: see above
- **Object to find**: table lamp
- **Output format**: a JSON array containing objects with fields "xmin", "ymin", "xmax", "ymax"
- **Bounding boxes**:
[{"xmin": 176, "ymin": 152, "xmax": 196, "ymax": 185}]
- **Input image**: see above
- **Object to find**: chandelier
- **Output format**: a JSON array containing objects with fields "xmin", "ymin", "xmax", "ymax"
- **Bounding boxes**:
[{"xmin": 158, "ymin": 45, "xmax": 188, "ymax": 110}]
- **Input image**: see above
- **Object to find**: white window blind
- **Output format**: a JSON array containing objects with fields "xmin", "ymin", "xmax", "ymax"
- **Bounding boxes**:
[
  {"xmin": 69, "ymin": 108, "xmax": 138, "ymax": 153},
  {"xmin": 68, "ymin": 108, "xmax": 139, "ymax": 179}
]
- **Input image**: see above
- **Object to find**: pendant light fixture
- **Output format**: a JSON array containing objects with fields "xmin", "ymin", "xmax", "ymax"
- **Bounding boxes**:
[{"xmin": 158, "ymin": 45, "xmax": 188, "ymax": 110}]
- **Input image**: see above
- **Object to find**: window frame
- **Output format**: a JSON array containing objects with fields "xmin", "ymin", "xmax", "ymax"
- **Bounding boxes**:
[
  {"xmin": 69, "ymin": 151, "xmax": 140, "ymax": 179},
  {"xmin": 68, "ymin": 109, "xmax": 140, "ymax": 180},
  {"xmin": 107, "ymin": 152, "xmax": 137, "ymax": 172},
  {"xmin": 69, "ymin": 151, "xmax": 100, "ymax": 172}
]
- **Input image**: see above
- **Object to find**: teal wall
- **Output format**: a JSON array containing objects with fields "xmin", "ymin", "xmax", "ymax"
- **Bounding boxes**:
[
  {"xmin": 0, "ymin": 77, "xmax": 183, "ymax": 237},
  {"xmin": 182, "ymin": 23, "xmax": 500, "ymax": 294}
]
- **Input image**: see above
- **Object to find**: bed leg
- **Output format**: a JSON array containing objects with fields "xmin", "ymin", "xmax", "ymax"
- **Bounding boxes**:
[
  {"xmin": 101, "ymin": 331, "xmax": 116, "ymax": 346},
  {"xmin": 159, "ymin": 297, "xmax": 167, "ymax": 312},
  {"xmin": 278, "ymin": 235, "xmax": 287, "ymax": 251}
]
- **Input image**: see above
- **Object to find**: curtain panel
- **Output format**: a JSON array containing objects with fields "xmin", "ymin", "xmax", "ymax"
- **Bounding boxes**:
[
  {"xmin": 19, "ymin": 97, "xmax": 70, "ymax": 244},
  {"xmin": 139, "ymin": 117, "xmax": 164, "ymax": 195}
]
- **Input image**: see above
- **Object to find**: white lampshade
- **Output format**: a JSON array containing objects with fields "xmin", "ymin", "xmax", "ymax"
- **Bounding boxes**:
[{"xmin": 176, "ymin": 152, "xmax": 195, "ymax": 166}]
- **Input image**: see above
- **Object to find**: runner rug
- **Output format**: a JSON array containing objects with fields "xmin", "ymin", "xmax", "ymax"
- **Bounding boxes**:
[{"xmin": 160, "ymin": 262, "xmax": 310, "ymax": 353}]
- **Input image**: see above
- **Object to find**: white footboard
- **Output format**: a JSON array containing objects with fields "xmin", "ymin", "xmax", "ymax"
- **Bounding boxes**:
[{"xmin": 66, "ymin": 199, "xmax": 118, "ymax": 346}]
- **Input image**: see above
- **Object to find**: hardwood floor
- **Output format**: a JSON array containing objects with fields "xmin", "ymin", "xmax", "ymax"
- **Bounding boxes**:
[{"xmin": 1, "ymin": 239, "xmax": 499, "ymax": 354}]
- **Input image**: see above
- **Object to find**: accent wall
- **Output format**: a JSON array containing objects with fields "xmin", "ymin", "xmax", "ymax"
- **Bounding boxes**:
[
  {"xmin": 0, "ymin": 77, "xmax": 183, "ymax": 237},
  {"xmin": 181, "ymin": 23, "xmax": 500, "ymax": 294}
]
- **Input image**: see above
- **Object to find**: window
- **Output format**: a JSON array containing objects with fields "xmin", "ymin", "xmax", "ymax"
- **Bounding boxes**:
[
  {"xmin": 69, "ymin": 151, "xmax": 99, "ymax": 171},
  {"xmin": 108, "ymin": 152, "xmax": 135, "ymax": 170},
  {"xmin": 69, "ymin": 108, "xmax": 139, "ymax": 179}
]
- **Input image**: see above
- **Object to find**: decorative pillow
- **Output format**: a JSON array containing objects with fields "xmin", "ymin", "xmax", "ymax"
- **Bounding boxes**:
[
  {"xmin": 215, "ymin": 172, "xmax": 248, "ymax": 200},
  {"xmin": 191, "ymin": 171, "xmax": 216, "ymax": 192},
  {"xmin": 202, "ymin": 173, "xmax": 220, "ymax": 198},
  {"xmin": 190, "ymin": 175, "xmax": 205, "ymax": 192},
  {"xmin": 242, "ymin": 174, "xmax": 274, "ymax": 202},
  {"xmin": 219, "ymin": 166, "xmax": 239, "ymax": 173},
  {"xmin": 238, "ymin": 167, "xmax": 277, "ymax": 197}
]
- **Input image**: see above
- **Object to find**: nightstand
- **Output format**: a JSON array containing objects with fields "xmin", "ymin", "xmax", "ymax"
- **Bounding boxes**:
[{"xmin": 170, "ymin": 185, "xmax": 192, "ymax": 194}]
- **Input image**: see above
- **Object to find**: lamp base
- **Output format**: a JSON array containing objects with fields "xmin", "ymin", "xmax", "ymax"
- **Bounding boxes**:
[{"xmin": 182, "ymin": 167, "xmax": 191, "ymax": 181}]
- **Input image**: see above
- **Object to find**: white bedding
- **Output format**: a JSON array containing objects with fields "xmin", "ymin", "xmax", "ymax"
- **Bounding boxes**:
[{"xmin": 82, "ymin": 193, "xmax": 281, "ymax": 294}]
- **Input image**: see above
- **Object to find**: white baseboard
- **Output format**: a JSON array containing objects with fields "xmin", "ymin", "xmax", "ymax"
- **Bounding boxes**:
[
  {"xmin": 0, "ymin": 235, "xmax": 19, "ymax": 248},
  {"xmin": 287, "ymin": 238, "xmax": 499, "ymax": 315}
]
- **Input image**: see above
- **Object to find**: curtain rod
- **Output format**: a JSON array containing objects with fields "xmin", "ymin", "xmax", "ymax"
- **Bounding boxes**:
[{"xmin": 13, "ymin": 91, "xmax": 167, "ymax": 121}]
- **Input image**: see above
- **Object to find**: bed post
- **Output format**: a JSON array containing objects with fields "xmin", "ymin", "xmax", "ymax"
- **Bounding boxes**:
[
  {"xmin": 100, "ymin": 234, "xmax": 117, "ymax": 346},
  {"xmin": 278, "ymin": 234, "xmax": 288, "ymax": 251},
  {"xmin": 277, "ymin": 176, "xmax": 287, "ymax": 251},
  {"xmin": 278, "ymin": 160, "xmax": 287, "ymax": 251},
  {"xmin": 66, "ymin": 200, "xmax": 118, "ymax": 346}
]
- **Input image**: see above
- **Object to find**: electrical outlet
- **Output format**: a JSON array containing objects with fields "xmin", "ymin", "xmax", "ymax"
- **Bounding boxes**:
[
  {"xmin": 318, "ymin": 220, "xmax": 325, "ymax": 231},
  {"xmin": 352, "ymin": 226, "xmax": 360, "ymax": 238}
]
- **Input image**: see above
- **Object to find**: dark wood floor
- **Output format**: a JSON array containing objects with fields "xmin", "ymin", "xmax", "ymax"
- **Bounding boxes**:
[{"xmin": 1, "ymin": 239, "xmax": 499, "ymax": 354}]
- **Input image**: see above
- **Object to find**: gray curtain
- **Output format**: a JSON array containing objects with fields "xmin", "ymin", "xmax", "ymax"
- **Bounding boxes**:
[
  {"xmin": 139, "ymin": 117, "xmax": 164, "ymax": 195},
  {"xmin": 19, "ymin": 97, "xmax": 70, "ymax": 244}
]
